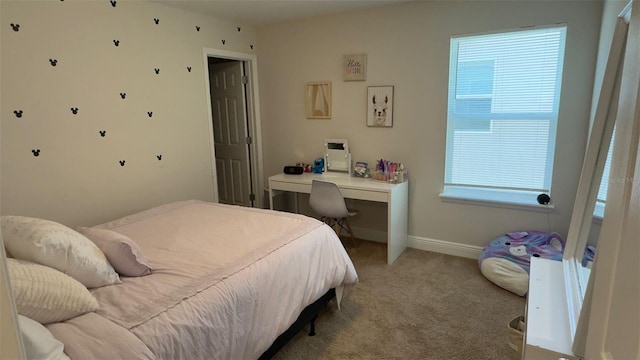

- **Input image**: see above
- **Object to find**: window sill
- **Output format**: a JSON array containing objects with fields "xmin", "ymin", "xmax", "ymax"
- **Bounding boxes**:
[{"xmin": 439, "ymin": 192, "xmax": 554, "ymax": 213}]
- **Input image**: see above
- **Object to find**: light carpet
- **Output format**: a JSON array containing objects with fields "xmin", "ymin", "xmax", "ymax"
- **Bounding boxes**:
[{"xmin": 273, "ymin": 240, "xmax": 525, "ymax": 360}]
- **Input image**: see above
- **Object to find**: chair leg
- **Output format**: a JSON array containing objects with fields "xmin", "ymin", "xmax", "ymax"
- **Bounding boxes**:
[
  {"xmin": 327, "ymin": 218, "xmax": 341, "ymax": 237},
  {"xmin": 343, "ymin": 218, "xmax": 358, "ymax": 248}
]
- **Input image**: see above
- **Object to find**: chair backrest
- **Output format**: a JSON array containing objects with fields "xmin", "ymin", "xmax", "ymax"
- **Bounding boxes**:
[{"xmin": 309, "ymin": 180, "xmax": 350, "ymax": 219}]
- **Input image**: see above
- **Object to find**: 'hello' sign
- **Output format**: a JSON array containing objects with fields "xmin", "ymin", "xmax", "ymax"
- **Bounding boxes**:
[{"xmin": 343, "ymin": 54, "xmax": 367, "ymax": 81}]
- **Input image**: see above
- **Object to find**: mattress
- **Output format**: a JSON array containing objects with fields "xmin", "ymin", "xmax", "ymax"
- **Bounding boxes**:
[{"xmin": 46, "ymin": 200, "xmax": 358, "ymax": 359}]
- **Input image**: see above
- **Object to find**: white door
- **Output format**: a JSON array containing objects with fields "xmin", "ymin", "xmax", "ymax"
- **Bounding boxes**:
[{"xmin": 209, "ymin": 59, "xmax": 253, "ymax": 207}]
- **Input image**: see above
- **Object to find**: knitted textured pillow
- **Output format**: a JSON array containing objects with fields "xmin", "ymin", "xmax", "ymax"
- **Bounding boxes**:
[{"xmin": 7, "ymin": 258, "xmax": 98, "ymax": 324}]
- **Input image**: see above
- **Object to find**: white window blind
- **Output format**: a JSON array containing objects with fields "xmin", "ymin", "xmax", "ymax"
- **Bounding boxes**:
[
  {"xmin": 443, "ymin": 26, "xmax": 567, "ymax": 206},
  {"xmin": 594, "ymin": 130, "xmax": 615, "ymax": 217}
]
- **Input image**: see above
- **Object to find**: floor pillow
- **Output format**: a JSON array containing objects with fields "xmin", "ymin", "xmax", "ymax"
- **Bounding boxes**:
[{"xmin": 478, "ymin": 231, "xmax": 566, "ymax": 296}]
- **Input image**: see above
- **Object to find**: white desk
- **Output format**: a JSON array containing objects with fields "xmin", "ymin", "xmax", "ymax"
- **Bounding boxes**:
[{"xmin": 268, "ymin": 172, "xmax": 409, "ymax": 265}]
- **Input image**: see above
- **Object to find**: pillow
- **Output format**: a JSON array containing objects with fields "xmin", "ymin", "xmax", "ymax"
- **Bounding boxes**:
[
  {"xmin": 78, "ymin": 227, "xmax": 152, "ymax": 277},
  {"xmin": 17, "ymin": 315, "xmax": 71, "ymax": 360},
  {"xmin": 7, "ymin": 258, "xmax": 99, "ymax": 324},
  {"xmin": 1, "ymin": 216, "xmax": 120, "ymax": 288}
]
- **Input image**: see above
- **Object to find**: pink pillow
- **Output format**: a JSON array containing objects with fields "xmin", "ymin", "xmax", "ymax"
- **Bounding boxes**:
[{"xmin": 78, "ymin": 227, "xmax": 152, "ymax": 277}]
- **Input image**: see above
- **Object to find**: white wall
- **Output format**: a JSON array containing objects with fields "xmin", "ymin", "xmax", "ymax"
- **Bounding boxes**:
[
  {"xmin": 0, "ymin": 1, "xmax": 257, "ymax": 228},
  {"xmin": 256, "ymin": 1, "xmax": 603, "ymax": 248}
]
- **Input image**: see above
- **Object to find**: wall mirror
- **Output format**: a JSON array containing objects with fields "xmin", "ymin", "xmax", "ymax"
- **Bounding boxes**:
[{"xmin": 563, "ymin": 4, "xmax": 631, "ymax": 344}]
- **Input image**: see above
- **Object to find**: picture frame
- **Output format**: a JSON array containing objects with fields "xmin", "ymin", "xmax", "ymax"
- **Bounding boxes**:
[
  {"xmin": 367, "ymin": 86, "xmax": 394, "ymax": 127},
  {"xmin": 305, "ymin": 82, "xmax": 332, "ymax": 119},
  {"xmin": 343, "ymin": 54, "xmax": 367, "ymax": 81}
]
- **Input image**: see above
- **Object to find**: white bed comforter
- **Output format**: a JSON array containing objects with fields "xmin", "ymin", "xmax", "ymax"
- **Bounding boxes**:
[{"xmin": 47, "ymin": 200, "xmax": 358, "ymax": 360}]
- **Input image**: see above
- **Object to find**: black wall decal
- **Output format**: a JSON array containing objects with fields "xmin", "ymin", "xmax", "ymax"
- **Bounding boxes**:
[
  {"xmin": 10, "ymin": 23, "xmax": 20, "ymax": 31},
  {"xmin": 154, "ymin": 68, "xmax": 160, "ymax": 74},
  {"xmin": 157, "ymin": 155, "xmax": 162, "ymax": 160},
  {"xmin": 250, "ymin": 44, "xmax": 254, "ymax": 49},
  {"xmin": 32, "ymin": 149, "xmax": 40, "ymax": 157},
  {"xmin": 99, "ymin": 130, "xmax": 106, "ymax": 137},
  {"xmin": 221, "ymin": 39, "xmax": 226, "ymax": 45},
  {"xmin": 70, "ymin": 107, "xmax": 78, "ymax": 114},
  {"xmin": 187, "ymin": 66, "xmax": 191, "ymax": 72},
  {"xmin": 237, "ymin": 27, "xmax": 241, "ymax": 32},
  {"xmin": 113, "ymin": 39, "xmax": 120, "ymax": 46},
  {"xmin": 14, "ymin": 110, "xmax": 23, "ymax": 118},
  {"xmin": 49, "ymin": 59, "xmax": 58, "ymax": 66},
  {"xmin": 120, "ymin": 92, "xmax": 126, "ymax": 99},
  {"xmin": 110, "ymin": 0, "xmax": 117, "ymax": 7},
  {"xmin": 154, "ymin": 17, "xmax": 159, "ymax": 24},
  {"xmin": 147, "ymin": 111, "xmax": 153, "ymax": 118},
  {"xmin": 195, "ymin": 25, "xmax": 200, "ymax": 32},
  {"xmin": 119, "ymin": 160, "xmax": 125, "ymax": 166}
]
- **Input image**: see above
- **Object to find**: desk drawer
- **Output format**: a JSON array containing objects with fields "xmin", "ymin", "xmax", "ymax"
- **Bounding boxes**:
[
  {"xmin": 341, "ymin": 188, "xmax": 388, "ymax": 202},
  {"xmin": 270, "ymin": 181, "xmax": 311, "ymax": 194}
]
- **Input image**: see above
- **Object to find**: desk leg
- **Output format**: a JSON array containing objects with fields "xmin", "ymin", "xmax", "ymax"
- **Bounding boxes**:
[
  {"xmin": 387, "ymin": 181, "xmax": 409, "ymax": 265},
  {"xmin": 269, "ymin": 185, "xmax": 274, "ymax": 210}
]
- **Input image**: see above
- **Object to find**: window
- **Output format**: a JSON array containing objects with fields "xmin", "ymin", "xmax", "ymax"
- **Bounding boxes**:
[
  {"xmin": 594, "ymin": 130, "xmax": 615, "ymax": 218},
  {"xmin": 442, "ymin": 26, "xmax": 567, "ymax": 207}
]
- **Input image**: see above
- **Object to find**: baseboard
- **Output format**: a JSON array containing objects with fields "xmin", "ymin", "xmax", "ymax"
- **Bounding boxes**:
[
  {"xmin": 351, "ymin": 226, "xmax": 482, "ymax": 259},
  {"xmin": 408, "ymin": 236, "xmax": 482, "ymax": 259}
]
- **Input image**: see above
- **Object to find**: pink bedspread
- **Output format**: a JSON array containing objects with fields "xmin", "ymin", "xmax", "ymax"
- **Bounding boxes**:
[{"xmin": 47, "ymin": 200, "xmax": 358, "ymax": 359}]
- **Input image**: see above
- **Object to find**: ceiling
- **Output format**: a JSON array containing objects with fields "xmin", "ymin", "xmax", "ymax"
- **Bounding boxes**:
[{"xmin": 150, "ymin": 0, "xmax": 412, "ymax": 27}]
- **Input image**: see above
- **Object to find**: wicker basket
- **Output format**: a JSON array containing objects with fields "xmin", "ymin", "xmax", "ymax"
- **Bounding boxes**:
[{"xmin": 508, "ymin": 315, "xmax": 526, "ymax": 354}]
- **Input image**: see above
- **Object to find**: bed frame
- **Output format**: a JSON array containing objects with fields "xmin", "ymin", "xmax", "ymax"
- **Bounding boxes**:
[{"xmin": 259, "ymin": 288, "xmax": 336, "ymax": 359}]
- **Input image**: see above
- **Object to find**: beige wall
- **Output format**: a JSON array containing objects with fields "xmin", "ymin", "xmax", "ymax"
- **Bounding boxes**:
[
  {"xmin": 0, "ymin": 1, "xmax": 257, "ymax": 228},
  {"xmin": 256, "ymin": 1, "xmax": 603, "ymax": 248}
]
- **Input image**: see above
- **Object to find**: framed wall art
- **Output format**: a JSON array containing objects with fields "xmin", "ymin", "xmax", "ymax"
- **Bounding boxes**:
[
  {"xmin": 367, "ymin": 86, "xmax": 394, "ymax": 127},
  {"xmin": 343, "ymin": 54, "xmax": 367, "ymax": 81},
  {"xmin": 305, "ymin": 81, "xmax": 332, "ymax": 119}
]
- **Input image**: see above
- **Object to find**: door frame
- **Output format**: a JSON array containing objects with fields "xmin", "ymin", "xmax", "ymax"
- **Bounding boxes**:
[{"xmin": 202, "ymin": 48, "xmax": 264, "ymax": 208}]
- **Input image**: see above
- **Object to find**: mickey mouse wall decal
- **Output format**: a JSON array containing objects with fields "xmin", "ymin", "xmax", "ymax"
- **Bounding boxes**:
[
  {"xmin": 250, "ymin": 44, "xmax": 254, "ymax": 49},
  {"xmin": 119, "ymin": 160, "xmax": 125, "ymax": 166},
  {"xmin": 32, "ymin": 149, "xmax": 41, "ymax": 157},
  {"xmin": 237, "ymin": 27, "xmax": 241, "ymax": 32},
  {"xmin": 154, "ymin": 68, "xmax": 160, "ymax": 74},
  {"xmin": 187, "ymin": 66, "xmax": 191, "ymax": 72},
  {"xmin": 99, "ymin": 130, "xmax": 106, "ymax": 137},
  {"xmin": 120, "ymin": 92, "xmax": 126, "ymax": 99},
  {"xmin": 49, "ymin": 59, "xmax": 58, "ymax": 66},
  {"xmin": 157, "ymin": 155, "xmax": 162, "ymax": 160},
  {"xmin": 113, "ymin": 39, "xmax": 120, "ymax": 47},
  {"xmin": 10, "ymin": 24, "xmax": 20, "ymax": 32},
  {"xmin": 195, "ymin": 25, "xmax": 200, "ymax": 32},
  {"xmin": 154, "ymin": 18, "xmax": 159, "ymax": 24},
  {"xmin": 13, "ymin": 110, "xmax": 23, "ymax": 118},
  {"xmin": 147, "ymin": 111, "xmax": 153, "ymax": 118},
  {"xmin": 70, "ymin": 107, "xmax": 78, "ymax": 114},
  {"xmin": 110, "ymin": 0, "xmax": 117, "ymax": 7},
  {"xmin": 221, "ymin": 39, "xmax": 226, "ymax": 45}
]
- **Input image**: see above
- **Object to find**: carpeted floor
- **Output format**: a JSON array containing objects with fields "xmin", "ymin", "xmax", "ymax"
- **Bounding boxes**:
[{"xmin": 273, "ymin": 240, "xmax": 525, "ymax": 360}]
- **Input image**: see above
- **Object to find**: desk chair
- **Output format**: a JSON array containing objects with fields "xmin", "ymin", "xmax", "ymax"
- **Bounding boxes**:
[{"xmin": 309, "ymin": 180, "xmax": 358, "ymax": 248}]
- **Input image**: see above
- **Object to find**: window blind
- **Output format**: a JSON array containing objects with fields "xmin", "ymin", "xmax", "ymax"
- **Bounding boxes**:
[
  {"xmin": 444, "ymin": 26, "xmax": 567, "ymax": 205},
  {"xmin": 595, "ymin": 130, "xmax": 615, "ymax": 217}
]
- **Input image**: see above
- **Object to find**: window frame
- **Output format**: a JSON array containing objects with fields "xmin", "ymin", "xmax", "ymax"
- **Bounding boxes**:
[{"xmin": 442, "ymin": 25, "xmax": 567, "ymax": 208}]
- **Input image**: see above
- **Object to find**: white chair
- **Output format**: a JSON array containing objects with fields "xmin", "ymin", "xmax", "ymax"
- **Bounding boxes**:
[{"xmin": 309, "ymin": 180, "xmax": 358, "ymax": 248}]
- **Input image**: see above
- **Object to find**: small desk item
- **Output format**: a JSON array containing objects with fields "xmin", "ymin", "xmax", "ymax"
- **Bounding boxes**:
[{"xmin": 269, "ymin": 172, "xmax": 408, "ymax": 265}]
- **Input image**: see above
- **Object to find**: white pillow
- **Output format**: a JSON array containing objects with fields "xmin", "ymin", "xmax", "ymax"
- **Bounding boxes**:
[
  {"xmin": 7, "ymin": 258, "xmax": 99, "ymax": 324},
  {"xmin": 1, "ymin": 216, "xmax": 120, "ymax": 288},
  {"xmin": 78, "ymin": 227, "xmax": 153, "ymax": 277},
  {"xmin": 18, "ymin": 315, "xmax": 71, "ymax": 360}
]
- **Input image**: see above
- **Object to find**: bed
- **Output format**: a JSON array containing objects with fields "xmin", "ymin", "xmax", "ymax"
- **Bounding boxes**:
[{"xmin": 2, "ymin": 200, "xmax": 358, "ymax": 359}]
